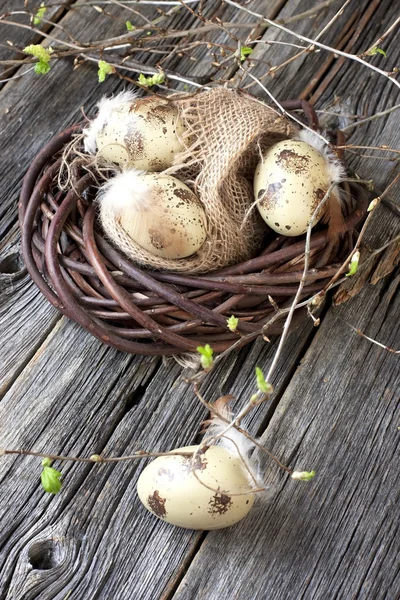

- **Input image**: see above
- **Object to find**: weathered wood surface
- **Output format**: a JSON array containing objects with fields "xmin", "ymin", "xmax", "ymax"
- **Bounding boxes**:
[
  {"xmin": 0, "ymin": 0, "xmax": 399, "ymax": 599},
  {"xmin": 0, "ymin": 1, "xmax": 74, "ymax": 85}
]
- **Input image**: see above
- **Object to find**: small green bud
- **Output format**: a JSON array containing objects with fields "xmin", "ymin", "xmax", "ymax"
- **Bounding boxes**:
[
  {"xmin": 227, "ymin": 315, "xmax": 239, "ymax": 332},
  {"xmin": 90, "ymin": 454, "xmax": 102, "ymax": 462},
  {"xmin": 367, "ymin": 197, "xmax": 379, "ymax": 212},
  {"xmin": 368, "ymin": 47, "xmax": 386, "ymax": 57},
  {"xmin": 291, "ymin": 470, "xmax": 316, "ymax": 481},
  {"xmin": 126, "ymin": 20, "xmax": 134, "ymax": 31},
  {"xmin": 33, "ymin": 3, "xmax": 47, "ymax": 25},
  {"xmin": 255, "ymin": 367, "xmax": 273, "ymax": 394},
  {"xmin": 41, "ymin": 466, "xmax": 62, "ymax": 494},
  {"xmin": 238, "ymin": 46, "xmax": 253, "ymax": 62},
  {"xmin": 197, "ymin": 344, "xmax": 214, "ymax": 370},
  {"xmin": 346, "ymin": 251, "xmax": 360, "ymax": 277},
  {"xmin": 98, "ymin": 60, "xmax": 115, "ymax": 83},
  {"xmin": 41, "ymin": 457, "xmax": 52, "ymax": 468},
  {"xmin": 137, "ymin": 72, "xmax": 165, "ymax": 87},
  {"xmin": 24, "ymin": 44, "xmax": 52, "ymax": 75}
]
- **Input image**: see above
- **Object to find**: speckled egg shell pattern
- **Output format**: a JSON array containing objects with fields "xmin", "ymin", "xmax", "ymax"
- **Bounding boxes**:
[
  {"xmin": 96, "ymin": 97, "xmax": 185, "ymax": 170},
  {"xmin": 120, "ymin": 174, "xmax": 207, "ymax": 259},
  {"xmin": 136, "ymin": 445, "xmax": 255, "ymax": 530},
  {"xmin": 254, "ymin": 140, "xmax": 331, "ymax": 236}
]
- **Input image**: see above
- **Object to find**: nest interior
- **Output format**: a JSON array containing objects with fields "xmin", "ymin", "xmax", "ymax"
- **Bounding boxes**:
[{"xmin": 19, "ymin": 96, "xmax": 369, "ymax": 357}]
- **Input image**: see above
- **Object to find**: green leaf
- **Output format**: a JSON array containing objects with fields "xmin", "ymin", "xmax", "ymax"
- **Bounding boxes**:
[
  {"xmin": 291, "ymin": 470, "xmax": 316, "ymax": 481},
  {"xmin": 239, "ymin": 46, "xmax": 253, "ymax": 62},
  {"xmin": 126, "ymin": 20, "xmax": 135, "ymax": 31},
  {"xmin": 226, "ymin": 315, "xmax": 239, "ymax": 333},
  {"xmin": 98, "ymin": 60, "xmax": 115, "ymax": 83},
  {"xmin": 197, "ymin": 344, "xmax": 214, "ymax": 370},
  {"xmin": 137, "ymin": 71, "xmax": 165, "ymax": 88},
  {"xmin": 41, "ymin": 465, "xmax": 62, "ymax": 494},
  {"xmin": 34, "ymin": 60, "xmax": 51, "ymax": 74},
  {"xmin": 369, "ymin": 47, "xmax": 387, "ymax": 57},
  {"xmin": 24, "ymin": 44, "xmax": 52, "ymax": 75},
  {"xmin": 255, "ymin": 366, "xmax": 272, "ymax": 394},
  {"xmin": 33, "ymin": 3, "xmax": 47, "ymax": 25},
  {"xmin": 346, "ymin": 250, "xmax": 360, "ymax": 277}
]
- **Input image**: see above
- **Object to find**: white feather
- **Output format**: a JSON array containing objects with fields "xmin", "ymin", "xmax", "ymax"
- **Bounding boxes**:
[
  {"xmin": 204, "ymin": 401, "xmax": 264, "ymax": 487},
  {"xmin": 297, "ymin": 128, "xmax": 346, "ymax": 184},
  {"xmin": 206, "ymin": 403, "xmax": 253, "ymax": 458},
  {"xmin": 97, "ymin": 169, "xmax": 151, "ymax": 214},
  {"xmin": 83, "ymin": 90, "xmax": 139, "ymax": 154}
]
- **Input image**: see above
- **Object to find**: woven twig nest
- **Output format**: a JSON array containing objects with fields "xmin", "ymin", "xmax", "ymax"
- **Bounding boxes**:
[{"xmin": 19, "ymin": 92, "xmax": 369, "ymax": 357}]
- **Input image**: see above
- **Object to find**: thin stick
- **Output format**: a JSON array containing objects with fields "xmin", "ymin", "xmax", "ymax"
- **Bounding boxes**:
[
  {"xmin": 239, "ymin": 66, "xmax": 330, "ymax": 144},
  {"xmin": 206, "ymin": 184, "xmax": 338, "ymax": 438},
  {"xmin": 80, "ymin": 53, "xmax": 209, "ymax": 88},
  {"xmin": 1, "ymin": 448, "xmax": 194, "ymax": 462},
  {"xmin": 321, "ymin": 172, "xmax": 400, "ymax": 294},
  {"xmin": 223, "ymin": 0, "xmax": 400, "ymax": 91},
  {"xmin": 341, "ymin": 104, "xmax": 400, "ymax": 131},
  {"xmin": 336, "ymin": 144, "xmax": 400, "ymax": 155},
  {"xmin": 359, "ymin": 15, "xmax": 400, "ymax": 58},
  {"xmin": 337, "ymin": 318, "xmax": 400, "ymax": 354}
]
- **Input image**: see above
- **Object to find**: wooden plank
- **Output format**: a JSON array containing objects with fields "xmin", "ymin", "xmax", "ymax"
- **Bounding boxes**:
[
  {"xmin": 0, "ymin": 0, "xmax": 399, "ymax": 599},
  {"xmin": 0, "ymin": 0, "xmax": 252, "ymax": 390},
  {"xmin": 0, "ymin": 1, "xmax": 73, "ymax": 84},
  {"xmin": 169, "ymin": 1, "xmax": 400, "ymax": 596},
  {"xmin": 0, "ymin": 267, "xmax": 59, "ymax": 395},
  {"xmin": 0, "ymin": 4, "xmax": 143, "ymax": 397},
  {"xmin": 0, "ymin": 5, "xmax": 319, "ymax": 599},
  {"xmin": 0, "ymin": 318, "xmax": 316, "ymax": 599},
  {"xmin": 173, "ymin": 269, "xmax": 400, "ymax": 600}
]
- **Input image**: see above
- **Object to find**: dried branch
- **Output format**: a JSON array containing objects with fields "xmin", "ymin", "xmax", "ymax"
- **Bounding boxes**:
[
  {"xmin": 223, "ymin": 0, "xmax": 400, "ymax": 91},
  {"xmin": 359, "ymin": 14, "xmax": 400, "ymax": 58},
  {"xmin": 339, "ymin": 319, "xmax": 400, "ymax": 354},
  {"xmin": 0, "ymin": 448, "xmax": 194, "ymax": 462}
]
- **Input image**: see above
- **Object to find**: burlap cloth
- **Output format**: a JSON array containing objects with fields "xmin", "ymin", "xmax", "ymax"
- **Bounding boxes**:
[{"xmin": 101, "ymin": 88, "xmax": 296, "ymax": 273}]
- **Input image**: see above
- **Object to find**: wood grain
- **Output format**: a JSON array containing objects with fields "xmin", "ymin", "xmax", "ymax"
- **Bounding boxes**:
[
  {"xmin": 0, "ymin": 317, "xmax": 316, "ymax": 599},
  {"xmin": 0, "ymin": 268, "xmax": 60, "ymax": 396},
  {"xmin": 0, "ymin": 0, "xmax": 73, "ymax": 85},
  {"xmin": 173, "ymin": 270, "xmax": 400, "ymax": 600},
  {"xmin": 0, "ymin": 0, "xmax": 399, "ymax": 598}
]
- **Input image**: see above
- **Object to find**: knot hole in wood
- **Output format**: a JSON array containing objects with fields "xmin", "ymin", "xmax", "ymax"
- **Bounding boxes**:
[
  {"xmin": 0, "ymin": 252, "xmax": 24, "ymax": 275},
  {"xmin": 28, "ymin": 539, "xmax": 64, "ymax": 571}
]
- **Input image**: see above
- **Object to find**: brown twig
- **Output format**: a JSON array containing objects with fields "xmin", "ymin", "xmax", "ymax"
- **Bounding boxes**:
[
  {"xmin": 0, "ymin": 448, "xmax": 194, "ymax": 462},
  {"xmin": 359, "ymin": 15, "xmax": 400, "ymax": 58},
  {"xmin": 337, "ymin": 318, "xmax": 400, "ymax": 354},
  {"xmin": 223, "ymin": 0, "xmax": 400, "ymax": 91}
]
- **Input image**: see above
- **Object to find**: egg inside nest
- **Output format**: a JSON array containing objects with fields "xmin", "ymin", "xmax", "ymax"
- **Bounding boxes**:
[{"xmin": 254, "ymin": 135, "xmax": 345, "ymax": 237}]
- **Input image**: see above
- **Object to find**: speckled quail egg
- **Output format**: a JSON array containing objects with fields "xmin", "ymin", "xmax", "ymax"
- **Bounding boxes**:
[
  {"xmin": 136, "ymin": 445, "xmax": 255, "ymax": 530},
  {"xmin": 254, "ymin": 138, "xmax": 342, "ymax": 237},
  {"xmin": 98, "ymin": 169, "xmax": 207, "ymax": 260},
  {"xmin": 83, "ymin": 90, "xmax": 186, "ymax": 170}
]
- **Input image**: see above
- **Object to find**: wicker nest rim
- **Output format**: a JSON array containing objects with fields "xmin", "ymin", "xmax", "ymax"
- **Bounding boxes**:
[{"xmin": 19, "ymin": 114, "xmax": 369, "ymax": 356}]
